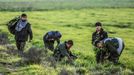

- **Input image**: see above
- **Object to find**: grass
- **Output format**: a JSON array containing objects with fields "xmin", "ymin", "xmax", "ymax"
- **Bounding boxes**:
[
  {"xmin": 0, "ymin": 0, "xmax": 134, "ymax": 11},
  {"xmin": 0, "ymin": 8, "xmax": 134, "ymax": 75}
]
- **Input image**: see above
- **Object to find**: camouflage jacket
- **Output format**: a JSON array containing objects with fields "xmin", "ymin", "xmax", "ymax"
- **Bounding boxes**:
[
  {"xmin": 92, "ymin": 29, "xmax": 108, "ymax": 45},
  {"xmin": 53, "ymin": 42, "xmax": 76, "ymax": 61}
]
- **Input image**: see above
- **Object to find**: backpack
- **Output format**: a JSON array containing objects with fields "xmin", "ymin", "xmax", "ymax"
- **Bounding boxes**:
[{"xmin": 7, "ymin": 16, "xmax": 20, "ymax": 35}]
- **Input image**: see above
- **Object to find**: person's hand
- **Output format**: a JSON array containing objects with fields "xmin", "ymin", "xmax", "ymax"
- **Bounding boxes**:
[
  {"xmin": 67, "ymin": 57, "xmax": 75, "ymax": 64},
  {"xmin": 29, "ymin": 40, "xmax": 32, "ymax": 42},
  {"xmin": 68, "ymin": 57, "xmax": 73, "ymax": 62}
]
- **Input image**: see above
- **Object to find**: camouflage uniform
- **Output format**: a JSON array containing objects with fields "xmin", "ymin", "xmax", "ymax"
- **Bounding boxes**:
[
  {"xmin": 53, "ymin": 42, "xmax": 77, "ymax": 61},
  {"xmin": 92, "ymin": 28, "xmax": 108, "ymax": 45},
  {"xmin": 92, "ymin": 28, "xmax": 108, "ymax": 63}
]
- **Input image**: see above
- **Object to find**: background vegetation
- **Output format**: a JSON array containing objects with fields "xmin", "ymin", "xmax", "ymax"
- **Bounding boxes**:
[{"xmin": 0, "ymin": 0, "xmax": 134, "ymax": 11}]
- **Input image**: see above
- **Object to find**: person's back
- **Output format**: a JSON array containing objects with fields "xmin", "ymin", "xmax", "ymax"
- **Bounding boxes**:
[
  {"xmin": 43, "ymin": 31, "xmax": 62, "ymax": 51},
  {"xmin": 104, "ymin": 37, "xmax": 125, "ymax": 55},
  {"xmin": 44, "ymin": 31, "xmax": 61, "ymax": 41},
  {"xmin": 44, "ymin": 31, "xmax": 55, "ymax": 42}
]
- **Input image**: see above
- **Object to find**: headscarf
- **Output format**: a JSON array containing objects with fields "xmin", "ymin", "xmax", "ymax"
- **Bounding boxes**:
[{"xmin": 15, "ymin": 20, "xmax": 27, "ymax": 31}]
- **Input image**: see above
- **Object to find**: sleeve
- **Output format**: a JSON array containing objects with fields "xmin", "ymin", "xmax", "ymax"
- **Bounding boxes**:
[
  {"xmin": 56, "ymin": 39, "xmax": 60, "ymax": 45},
  {"xmin": 56, "ymin": 32, "xmax": 62, "ymax": 44},
  {"xmin": 28, "ymin": 23, "xmax": 33, "ymax": 40},
  {"xmin": 69, "ymin": 51, "xmax": 74, "ymax": 57},
  {"xmin": 44, "ymin": 33, "xmax": 49, "ymax": 40},
  {"xmin": 92, "ymin": 32, "xmax": 95, "ymax": 45},
  {"xmin": 59, "ymin": 45, "xmax": 70, "ymax": 57},
  {"xmin": 104, "ymin": 32, "xmax": 108, "ymax": 39}
]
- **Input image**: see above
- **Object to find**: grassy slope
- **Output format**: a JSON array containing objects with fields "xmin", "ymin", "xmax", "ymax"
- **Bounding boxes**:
[{"xmin": 0, "ymin": 8, "xmax": 134, "ymax": 74}]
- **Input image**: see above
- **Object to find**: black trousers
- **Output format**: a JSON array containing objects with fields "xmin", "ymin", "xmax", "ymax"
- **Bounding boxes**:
[
  {"xmin": 44, "ymin": 41, "xmax": 54, "ymax": 51},
  {"xmin": 16, "ymin": 41, "xmax": 26, "ymax": 51}
]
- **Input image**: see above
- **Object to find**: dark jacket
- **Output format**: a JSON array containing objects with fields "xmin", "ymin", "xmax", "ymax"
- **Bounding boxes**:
[
  {"xmin": 92, "ymin": 29, "xmax": 108, "ymax": 45},
  {"xmin": 105, "ymin": 40, "xmax": 118, "ymax": 51},
  {"xmin": 104, "ymin": 40, "xmax": 119, "ymax": 60},
  {"xmin": 15, "ymin": 22, "xmax": 33, "ymax": 42},
  {"xmin": 43, "ymin": 31, "xmax": 61, "ymax": 44},
  {"xmin": 54, "ymin": 42, "xmax": 70, "ymax": 57}
]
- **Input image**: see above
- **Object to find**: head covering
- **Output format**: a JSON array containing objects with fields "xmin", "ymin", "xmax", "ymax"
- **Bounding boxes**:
[{"xmin": 15, "ymin": 20, "xmax": 27, "ymax": 32}]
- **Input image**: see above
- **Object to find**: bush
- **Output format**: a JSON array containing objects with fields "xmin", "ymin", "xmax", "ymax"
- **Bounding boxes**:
[
  {"xmin": 0, "ymin": 33, "xmax": 9, "ymax": 45},
  {"xmin": 22, "ymin": 47, "xmax": 44, "ymax": 64}
]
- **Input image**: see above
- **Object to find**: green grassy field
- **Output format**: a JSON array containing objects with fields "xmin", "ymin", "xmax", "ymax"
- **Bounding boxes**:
[
  {"xmin": 0, "ymin": 0, "xmax": 134, "ymax": 75},
  {"xmin": 0, "ymin": 8, "xmax": 134, "ymax": 75},
  {"xmin": 0, "ymin": 0, "xmax": 134, "ymax": 11}
]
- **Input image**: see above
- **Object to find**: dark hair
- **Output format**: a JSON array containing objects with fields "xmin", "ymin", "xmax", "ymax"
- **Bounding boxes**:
[
  {"xmin": 21, "ymin": 13, "xmax": 27, "ymax": 17},
  {"xmin": 95, "ymin": 22, "xmax": 102, "ymax": 27},
  {"xmin": 67, "ymin": 40, "xmax": 73, "ymax": 45},
  {"xmin": 94, "ymin": 40, "xmax": 100, "ymax": 47}
]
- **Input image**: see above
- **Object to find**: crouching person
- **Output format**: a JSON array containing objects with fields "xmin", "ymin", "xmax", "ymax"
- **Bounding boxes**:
[
  {"xmin": 43, "ymin": 31, "xmax": 62, "ymax": 51},
  {"xmin": 14, "ymin": 14, "xmax": 33, "ymax": 53},
  {"xmin": 53, "ymin": 40, "xmax": 77, "ymax": 62},
  {"xmin": 94, "ymin": 37, "xmax": 125, "ymax": 64}
]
